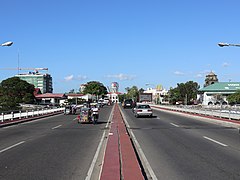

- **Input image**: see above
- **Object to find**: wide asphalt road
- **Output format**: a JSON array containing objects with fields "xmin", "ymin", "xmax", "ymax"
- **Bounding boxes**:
[
  {"xmin": 0, "ymin": 105, "xmax": 113, "ymax": 180},
  {"xmin": 122, "ymin": 107, "xmax": 240, "ymax": 180}
]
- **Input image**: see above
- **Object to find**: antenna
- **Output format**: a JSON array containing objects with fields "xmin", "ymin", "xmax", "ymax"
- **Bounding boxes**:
[{"xmin": 17, "ymin": 49, "xmax": 20, "ymax": 75}]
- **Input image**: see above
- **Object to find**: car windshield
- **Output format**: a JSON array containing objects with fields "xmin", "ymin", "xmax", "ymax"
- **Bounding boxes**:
[{"xmin": 137, "ymin": 105, "xmax": 150, "ymax": 109}]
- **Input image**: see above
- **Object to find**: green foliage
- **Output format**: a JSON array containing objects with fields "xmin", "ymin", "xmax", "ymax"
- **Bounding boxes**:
[
  {"xmin": 0, "ymin": 77, "xmax": 35, "ymax": 111},
  {"xmin": 169, "ymin": 81, "xmax": 199, "ymax": 105},
  {"xmin": 227, "ymin": 90, "xmax": 240, "ymax": 105},
  {"xmin": 125, "ymin": 86, "xmax": 139, "ymax": 101},
  {"xmin": 82, "ymin": 81, "xmax": 108, "ymax": 96},
  {"xmin": 121, "ymin": 86, "xmax": 144, "ymax": 102}
]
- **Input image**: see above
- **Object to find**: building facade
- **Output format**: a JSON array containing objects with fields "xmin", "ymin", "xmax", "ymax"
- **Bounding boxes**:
[
  {"xmin": 107, "ymin": 92, "xmax": 121, "ymax": 103},
  {"xmin": 198, "ymin": 82, "xmax": 240, "ymax": 105},
  {"xmin": 15, "ymin": 72, "xmax": 53, "ymax": 93},
  {"xmin": 144, "ymin": 87, "xmax": 169, "ymax": 104},
  {"xmin": 204, "ymin": 71, "xmax": 219, "ymax": 87}
]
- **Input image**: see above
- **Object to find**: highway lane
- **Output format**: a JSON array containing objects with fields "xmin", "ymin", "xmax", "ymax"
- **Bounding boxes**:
[
  {"xmin": 122, "ymin": 107, "xmax": 240, "ymax": 180},
  {"xmin": 0, "ymin": 105, "xmax": 113, "ymax": 180}
]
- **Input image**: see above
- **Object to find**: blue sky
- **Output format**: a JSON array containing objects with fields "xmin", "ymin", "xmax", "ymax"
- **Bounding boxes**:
[{"xmin": 1, "ymin": 0, "xmax": 240, "ymax": 93}]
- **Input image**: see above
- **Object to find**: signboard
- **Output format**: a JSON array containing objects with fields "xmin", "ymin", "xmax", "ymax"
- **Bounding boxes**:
[{"xmin": 139, "ymin": 93, "xmax": 152, "ymax": 102}]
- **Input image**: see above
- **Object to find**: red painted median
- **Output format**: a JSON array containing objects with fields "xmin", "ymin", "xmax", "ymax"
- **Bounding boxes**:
[{"xmin": 100, "ymin": 104, "xmax": 144, "ymax": 180}]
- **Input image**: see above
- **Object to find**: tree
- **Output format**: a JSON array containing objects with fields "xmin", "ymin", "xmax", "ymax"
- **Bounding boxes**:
[
  {"xmin": 82, "ymin": 81, "xmax": 108, "ymax": 97},
  {"xmin": 227, "ymin": 90, "xmax": 240, "ymax": 105},
  {"xmin": 126, "ymin": 86, "xmax": 139, "ymax": 101},
  {"xmin": 0, "ymin": 77, "xmax": 35, "ymax": 111},
  {"xmin": 169, "ymin": 81, "xmax": 199, "ymax": 105}
]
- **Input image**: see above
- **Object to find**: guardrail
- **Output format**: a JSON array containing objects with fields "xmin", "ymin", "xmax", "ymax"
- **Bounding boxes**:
[
  {"xmin": 152, "ymin": 105, "xmax": 240, "ymax": 121},
  {"xmin": 0, "ymin": 107, "xmax": 65, "ymax": 124}
]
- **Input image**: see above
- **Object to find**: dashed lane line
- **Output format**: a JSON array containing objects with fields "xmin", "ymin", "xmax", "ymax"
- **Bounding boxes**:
[
  {"xmin": 170, "ymin": 123, "xmax": 180, "ymax": 127},
  {"xmin": 52, "ymin": 125, "xmax": 62, "ymax": 129},
  {"xmin": 0, "ymin": 141, "xmax": 25, "ymax": 153},
  {"xmin": 203, "ymin": 136, "xmax": 228, "ymax": 147}
]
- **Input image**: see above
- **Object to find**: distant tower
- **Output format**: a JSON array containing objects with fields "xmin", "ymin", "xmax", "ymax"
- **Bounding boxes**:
[
  {"xmin": 111, "ymin": 82, "xmax": 119, "ymax": 93},
  {"xmin": 204, "ymin": 71, "xmax": 219, "ymax": 87}
]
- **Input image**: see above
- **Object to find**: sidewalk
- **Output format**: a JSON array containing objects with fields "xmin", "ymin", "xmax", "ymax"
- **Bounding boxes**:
[{"xmin": 100, "ymin": 104, "xmax": 144, "ymax": 180}]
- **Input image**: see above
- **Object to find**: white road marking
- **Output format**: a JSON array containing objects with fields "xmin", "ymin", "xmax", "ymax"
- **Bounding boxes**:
[
  {"xmin": 170, "ymin": 123, "xmax": 180, "ymax": 127},
  {"xmin": 120, "ymin": 107, "xmax": 158, "ymax": 180},
  {"xmin": 52, "ymin": 125, "xmax": 62, "ymax": 129},
  {"xmin": 85, "ymin": 104, "xmax": 114, "ymax": 180},
  {"xmin": 203, "ymin": 136, "xmax": 228, "ymax": 147},
  {"xmin": 0, "ymin": 141, "xmax": 25, "ymax": 153}
]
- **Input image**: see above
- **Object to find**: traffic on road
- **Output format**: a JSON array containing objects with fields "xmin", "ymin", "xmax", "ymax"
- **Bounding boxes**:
[{"xmin": 0, "ymin": 103, "xmax": 240, "ymax": 180}]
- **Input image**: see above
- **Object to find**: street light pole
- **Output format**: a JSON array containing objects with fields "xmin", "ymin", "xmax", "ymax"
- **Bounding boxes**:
[{"xmin": 218, "ymin": 42, "xmax": 240, "ymax": 47}]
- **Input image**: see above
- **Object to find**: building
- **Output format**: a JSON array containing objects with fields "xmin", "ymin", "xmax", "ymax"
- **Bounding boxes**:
[
  {"xmin": 15, "ymin": 72, "xmax": 53, "ymax": 93},
  {"xmin": 144, "ymin": 85, "xmax": 169, "ymax": 104},
  {"xmin": 110, "ymin": 82, "xmax": 119, "ymax": 93},
  {"xmin": 35, "ymin": 93, "xmax": 66, "ymax": 105},
  {"xmin": 204, "ymin": 71, "xmax": 219, "ymax": 87},
  {"xmin": 107, "ymin": 92, "xmax": 121, "ymax": 103},
  {"xmin": 198, "ymin": 82, "xmax": 240, "ymax": 105},
  {"xmin": 67, "ymin": 93, "xmax": 94, "ymax": 102}
]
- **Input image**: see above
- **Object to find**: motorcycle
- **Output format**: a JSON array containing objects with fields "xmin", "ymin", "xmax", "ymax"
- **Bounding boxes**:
[{"xmin": 91, "ymin": 108, "xmax": 99, "ymax": 124}]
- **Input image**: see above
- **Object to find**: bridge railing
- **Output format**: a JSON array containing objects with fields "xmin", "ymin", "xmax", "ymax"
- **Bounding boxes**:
[
  {"xmin": 151, "ymin": 105, "xmax": 240, "ymax": 121},
  {"xmin": 0, "ymin": 107, "xmax": 65, "ymax": 123}
]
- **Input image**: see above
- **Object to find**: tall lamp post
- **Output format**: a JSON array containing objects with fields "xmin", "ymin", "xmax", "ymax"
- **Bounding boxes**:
[
  {"xmin": 1, "ymin": 41, "xmax": 13, "ymax": 47},
  {"xmin": 218, "ymin": 42, "xmax": 240, "ymax": 47}
]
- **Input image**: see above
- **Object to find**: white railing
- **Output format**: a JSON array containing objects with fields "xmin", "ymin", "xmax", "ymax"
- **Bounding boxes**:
[
  {"xmin": 0, "ymin": 107, "xmax": 65, "ymax": 123},
  {"xmin": 151, "ymin": 105, "xmax": 240, "ymax": 120}
]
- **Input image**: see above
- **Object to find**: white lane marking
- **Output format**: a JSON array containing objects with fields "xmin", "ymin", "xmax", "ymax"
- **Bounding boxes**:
[
  {"xmin": 120, "ymin": 107, "xmax": 158, "ymax": 180},
  {"xmin": 170, "ymin": 123, "xmax": 180, "ymax": 127},
  {"xmin": 203, "ymin": 136, "xmax": 228, "ymax": 147},
  {"xmin": 52, "ymin": 125, "xmax": 62, "ymax": 129},
  {"xmin": 0, "ymin": 141, "xmax": 25, "ymax": 153},
  {"xmin": 85, "ymin": 104, "xmax": 114, "ymax": 180}
]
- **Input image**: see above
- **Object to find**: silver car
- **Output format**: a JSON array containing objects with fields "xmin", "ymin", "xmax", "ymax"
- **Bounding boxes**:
[{"xmin": 133, "ymin": 104, "xmax": 153, "ymax": 118}]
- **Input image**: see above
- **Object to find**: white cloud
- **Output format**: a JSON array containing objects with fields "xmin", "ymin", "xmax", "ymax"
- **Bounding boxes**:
[
  {"xmin": 64, "ymin": 75, "xmax": 74, "ymax": 81},
  {"xmin": 222, "ymin": 62, "xmax": 230, "ymax": 67},
  {"xmin": 106, "ymin": 73, "xmax": 136, "ymax": 80},
  {"xmin": 76, "ymin": 75, "xmax": 88, "ymax": 80},
  {"xmin": 196, "ymin": 74, "xmax": 203, "ymax": 78},
  {"xmin": 174, "ymin": 71, "xmax": 185, "ymax": 76},
  {"xmin": 64, "ymin": 75, "xmax": 88, "ymax": 81}
]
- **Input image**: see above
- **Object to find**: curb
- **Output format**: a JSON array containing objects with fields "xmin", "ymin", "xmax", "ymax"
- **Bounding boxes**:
[{"xmin": 100, "ymin": 105, "xmax": 144, "ymax": 180}]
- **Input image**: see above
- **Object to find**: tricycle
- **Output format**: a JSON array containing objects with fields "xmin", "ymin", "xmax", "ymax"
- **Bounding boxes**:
[
  {"xmin": 77, "ymin": 107, "xmax": 92, "ymax": 123},
  {"xmin": 77, "ymin": 105, "xmax": 99, "ymax": 124}
]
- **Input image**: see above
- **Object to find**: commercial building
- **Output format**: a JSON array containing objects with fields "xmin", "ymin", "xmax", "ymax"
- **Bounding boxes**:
[
  {"xmin": 144, "ymin": 85, "xmax": 169, "ymax": 104},
  {"xmin": 15, "ymin": 72, "xmax": 53, "ymax": 93}
]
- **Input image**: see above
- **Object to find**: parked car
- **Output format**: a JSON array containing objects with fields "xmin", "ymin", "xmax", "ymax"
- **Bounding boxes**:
[
  {"xmin": 123, "ymin": 99, "xmax": 134, "ymax": 108},
  {"xmin": 133, "ymin": 104, "xmax": 153, "ymax": 117}
]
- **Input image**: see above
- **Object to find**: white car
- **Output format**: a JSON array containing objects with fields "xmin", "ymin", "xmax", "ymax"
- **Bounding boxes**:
[{"xmin": 133, "ymin": 104, "xmax": 153, "ymax": 118}]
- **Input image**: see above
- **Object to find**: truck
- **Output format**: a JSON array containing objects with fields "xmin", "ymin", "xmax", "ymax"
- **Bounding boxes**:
[{"xmin": 139, "ymin": 93, "xmax": 152, "ymax": 103}]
